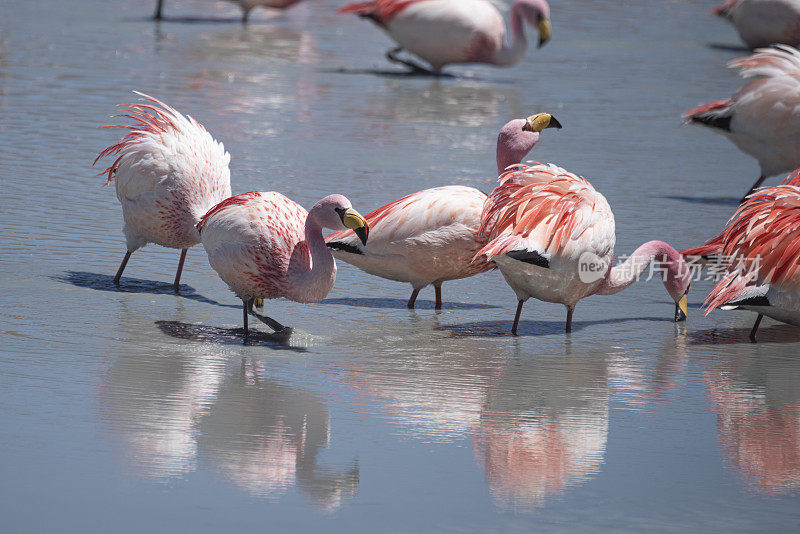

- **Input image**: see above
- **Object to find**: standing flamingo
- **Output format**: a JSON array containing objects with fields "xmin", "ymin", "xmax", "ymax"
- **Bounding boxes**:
[
  {"xmin": 338, "ymin": 0, "xmax": 552, "ymax": 75},
  {"xmin": 95, "ymin": 92, "xmax": 231, "ymax": 291},
  {"xmin": 692, "ymin": 183, "xmax": 800, "ymax": 342},
  {"xmin": 712, "ymin": 0, "xmax": 800, "ymax": 49},
  {"xmin": 684, "ymin": 45, "xmax": 800, "ymax": 202},
  {"xmin": 475, "ymin": 163, "xmax": 691, "ymax": 335},
  {"xmin": 154, "ymin": 0, "xmax": 305, "ymax": 23},
  {"xmin": 197, "ymin": 192, "xmax": 369, "ymax": 338},
  {"xmin": 325, "ymin": 113, "xmax": 561, "ymax": 310}
]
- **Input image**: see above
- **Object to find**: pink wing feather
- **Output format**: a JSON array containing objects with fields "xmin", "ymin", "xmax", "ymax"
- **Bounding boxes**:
[{"xmin": 338, "ymin": 0, "xmax": 425, "ymax": 24}]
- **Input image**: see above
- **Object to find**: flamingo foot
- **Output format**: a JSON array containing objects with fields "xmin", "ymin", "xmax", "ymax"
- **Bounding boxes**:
[
  {"xmin": 114, "ymin": 251, "xmax": 133, "ymax": 286},
  {"xmin": 247, "ymin": 298, "xmax": 286, "ymax": 332},
  {"xmin": 386, "ymin": 47, "xmax": 436, "ymax": 75}
]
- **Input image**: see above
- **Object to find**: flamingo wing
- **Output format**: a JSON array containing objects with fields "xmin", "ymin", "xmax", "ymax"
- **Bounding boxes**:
[{"xmin": 338, "ymin": 0, "xmax": 425, "ymax": 25}]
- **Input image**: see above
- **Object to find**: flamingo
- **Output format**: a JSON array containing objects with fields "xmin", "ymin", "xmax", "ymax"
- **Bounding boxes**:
[
  {"xmin": 154, "ymin": 0, "xmax": 305, "ymax": 23},
  {"xmin": 95, "ymin": 92, "xmax": 231, "ymax": 292},
  {"xmin": 475, "ymin": 163, "xmax": 691, "ymax": 335},
  {"xmin": 338, "ymin": 0, "xmax": 552, "ymax": 75},
  {"xmin": 197, "ymin": 192, "xmax": 369, "ymax": 338},
  {"xmin": 325, "ymin": 113, "xmax": 561, "ymax": 310},
  {"xmin": 684, "ymin": 45, "xmax": 800, "ymax": 202},
  {"xmin": 691, "ymin": 183, "xmax": 800, "ymax": 342},
  {"xmin": 712, "ymin": 0, "xmax": 800, "ymax": 49}
]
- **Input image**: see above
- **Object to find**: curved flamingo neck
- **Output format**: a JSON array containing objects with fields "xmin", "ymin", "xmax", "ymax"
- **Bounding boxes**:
[
  {"xmin": 594, "ymin": 241, "xmax": 686, "ymax": 296},
  {"xmin": 492, "ymin": 3, "xmax": 529, "ymax": 66},
  {"xmin": 286, "ymin": 211, "xmax": 336, "ymax": 302}
]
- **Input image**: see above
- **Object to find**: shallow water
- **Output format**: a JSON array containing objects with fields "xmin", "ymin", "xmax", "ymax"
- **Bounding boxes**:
[{"xmin": 1, "ymin": 0, "xmax": 799, "ymax": 531}]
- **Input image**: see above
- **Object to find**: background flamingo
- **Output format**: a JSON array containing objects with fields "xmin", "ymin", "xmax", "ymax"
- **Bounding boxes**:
[
  {"xmin": 338, "ymin": 0, "xmax": 551, "ymax": 75},
  {"xmin": 325, "ymin": 113, "xmax": 560, "ymax": 309},
  {"xmin": 684, "ymin": 45, "xmax": 800, "ymax": 202},
  {"xmin": 696, "ymin": 183, "xmax": 800, "ymax": 342},
  {"xmin": 198, "ymin": 191, "xmax": 368, "ymax": 339},
  {"xmin": 95, "ymin": 92, "xmax": 231, "ymax": 291},
  {"xmin": 712, "ymin": 0, "xmax": 800, "ymax": 49},
  {"xmin": 154, "ymin": 0, "xmax": 305, "ymax": 22},
  {"xmin": 476, "ymin": 163, "xmax": 691, "ymax": 335}
]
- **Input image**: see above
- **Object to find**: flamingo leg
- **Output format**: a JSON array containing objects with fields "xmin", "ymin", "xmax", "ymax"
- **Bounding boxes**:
[
  {"xmin": 565, "ymin": 306, "xmax": 574, "ymax": 334},
  {"xmin": 242, "ymin": 8, "xmax": 251, "ymax": 24},
  {"xmin": 247, "ymin": 299, "xmax": 286, "ymax": 332},
  {"xmin": 386, "ymin": 47, "xmax": 435, "ymax": 75},
  {"xmin": 512, "ymin": 300, "xmax": 524, "ymax": 336},
  {"xmin": 242, "ymin": 299, "xmax": 250, "ymax": 341},
  {"xmin": 749, "ymin": 313, "xmax": 763, "ymax": 343},
  {"xmin": 173, "ymin": 248, "xmax": 187, "ymax": 292},
  {"xmin": 113, "ymin": 251, "xmax": 133, "ymax": 285},
  {"xmin": 154, "ymin": 0, "xmax": 163, "ymax": 19},
  {"xmin": 408, "ymin": 288, "xmax": 421, "ymax": 309},
  {"xmin": 740, "ymin": 175, "xmax": 766, "ymax": 203},
  {"xmin": 434, "ymin": 284, "xmax": 442, "ymax": 310}
]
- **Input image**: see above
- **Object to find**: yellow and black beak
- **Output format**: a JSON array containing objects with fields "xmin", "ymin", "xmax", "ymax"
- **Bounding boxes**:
[
  {"xmin": 522, "ymin": 113, "xmax": 562, "ymax": 133},
  {"xmin": 341, "ymin": 208, "xmax": 369, "ymax": 246},
  {"xmin": 537, "ymin": 18, "xmax": 552, "ymax": 48},
  {"xmin": 674, "ymin": 293, "xmax": 688, "ymax": 322}
]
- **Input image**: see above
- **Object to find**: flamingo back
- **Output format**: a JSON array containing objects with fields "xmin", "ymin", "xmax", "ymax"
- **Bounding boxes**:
[
  {"xmin": 199, "ymin": 192, "xmax": 309, "ymax": 301},
  {"xmin": 96, "ymin": 92, "xmax": 231, "ymax": 251}
]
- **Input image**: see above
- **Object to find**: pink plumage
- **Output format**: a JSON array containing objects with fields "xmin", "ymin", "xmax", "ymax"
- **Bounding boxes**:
[
  {"xmin": 339, "ymin": 0, "xmax": 551, "ymax": 74},
  {"xmin": 712, "ymin": 0, "xmax": 800, "ymax": 49},
  {"xmin": 95, "ymin": 92, "xmax": 231, "ymax": 290}
]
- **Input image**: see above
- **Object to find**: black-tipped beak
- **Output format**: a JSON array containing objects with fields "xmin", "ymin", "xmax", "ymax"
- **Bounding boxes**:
[
  {"xmin": 536, "ymin": 18, "xmax": 552, "ymax": 48},
  {"xmin": 547, "ymin": 116, "xmax": 562, "ymax": 129},
  {"xmin": 354, "ymin": 225, "xmax": 369, "ymax": 246},
  {"xmin": 674, "ymin": 294, "xmax": 688, "ymax": 322}
]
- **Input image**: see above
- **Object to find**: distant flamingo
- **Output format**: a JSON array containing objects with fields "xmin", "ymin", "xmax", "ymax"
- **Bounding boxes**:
[
  {"xmin": 693, "ymin": 183, "xmax": 800, "ymax": 342},
  {"xmin": 197, "ymin": 192, "xmax": 369, "ymax": 338},
  {"xmin": 95, "ymin": 92, "xmax": 231, "ymax": 291},
  {"xmin": 338, "ymin": 0, "xmax": 552, "ymax": 74},
  {"xmin": 326, "ymin": 113, "xmax": 560, "ymax": 309},
  {"xmin": 712, "ymin": 0, "xmax": 800, "ymax": 49},
  {"xmin": 154, "ymin": 0, "xmax": 305, "ymax": 23},
  {"xmin": 476, "ymin": 163, "xmax": 691, "ymax": 335},
  {"xmin": 684, "ymin": 45, "xmax": 800, "ymax": 202}
]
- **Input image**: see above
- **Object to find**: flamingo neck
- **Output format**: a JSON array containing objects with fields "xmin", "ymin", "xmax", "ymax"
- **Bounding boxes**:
[
  {"xmin": 492, "ymin": 3, "xmax": 528, "ymax": 66},
  {"xmin": 594, "ymin": 241, "xmax": 685, "ymax": 296},
  {"xmin": 286, "ymin": 213, "xmax": 336, "ymax": 303}
]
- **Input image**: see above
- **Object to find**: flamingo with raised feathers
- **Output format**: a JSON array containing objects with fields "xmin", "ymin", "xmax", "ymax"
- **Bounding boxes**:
[
  {"xmin": 95, "ymin": 92, "xmax": 231, "ymax": 292},
  {"xmin": 325, "ymin": 113, "xmax": 561, "ymax": 310},
  {"xmin": 338, "ymin": 0, "xmax": 552, "ymax": 75},
  {"xmin": 684, "ymin": 45, "xmax": 800, "ymax": 202},
  {"xmin": 197, "ymin": 192, "xmax": 369, "ymax": 339},
  {"xmin": 476, "ymin": 163, "xmax": 691, "ymax": 335},
  {"xmin": 712, "ymin": 0, "xmax": 800, "ymax": 49},
  {"xmin": 154, "ymin": 0, "xmax": 305, "ymax": 23},
  {"xmin": 685, "ymin": 183, "xmax": 800, "ymax": 342}
]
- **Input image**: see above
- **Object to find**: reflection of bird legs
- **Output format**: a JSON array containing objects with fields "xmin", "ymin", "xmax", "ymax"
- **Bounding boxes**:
[
  {"xmin": 386, "ymin": 47, "xmax": 436, "ymax": 75},
  {"xmin": 740, "ymin": 174, "xmax": 766, "ymax": 203},
  {"xmin": 749, "ymin": 314, "xmax": 763, "ymax": 343}
]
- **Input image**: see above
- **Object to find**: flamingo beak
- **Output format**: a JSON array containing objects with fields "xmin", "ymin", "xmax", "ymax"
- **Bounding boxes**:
[
  {"xmin": 341, "ymin": 208, "xmax": 369, "ymax": 246},
  {"xmin": 523, "ymin": 113, "xmax": 562, "ymax": 133},
  {"xmin": 674, "ymin": 294, "xmax": 688, "ymax": 322},
  {"xmin": 537, "ymin": 18, "xmax": 552, "ymax": 48}
]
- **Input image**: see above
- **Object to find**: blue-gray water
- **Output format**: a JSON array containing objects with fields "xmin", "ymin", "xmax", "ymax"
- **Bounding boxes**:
[{"xmin": 1, "ymin": 0, "xmax": 799, "ymax": 531}]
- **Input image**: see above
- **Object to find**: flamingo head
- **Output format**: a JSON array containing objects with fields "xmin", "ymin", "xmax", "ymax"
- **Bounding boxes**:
[
  {"xmin": 662, "ymin": 250, "xmax": 691, "ymax": 322},
  {"xmin": 496, "ymin": 113, "xmax": 561, "ymax": 174},
  {"xmin": 312, "ymin": 194, "xmax": 369, "ymax": 246},
  {"xmin": 516, "ymin": 0, "xmax": 552, "ymax": 48}
]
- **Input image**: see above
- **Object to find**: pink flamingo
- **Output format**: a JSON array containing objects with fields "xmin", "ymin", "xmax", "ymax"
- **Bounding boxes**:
[
  {"xmin": 684, "ymin": 45, "xmax": 800, "ymax": 202},
  {"xmin": 693, "ymin": 183, "xmax": 800, "ymax": 342},
  {"xmin": 95, "ymin": 92, "xmax": 231, "ymax": 291},
  {"xmin": 325, "ymin": 113, "xmax": 560, "ymax": 309},
  {"xmin": 154, "ymin": 0, "xmax": 305, "ymax": 23},
  {"xmin": 712, "ymin": 0, "xmax": 800, "ymax": 49},
  {"xmin": 476, "ymin": 163, "xmax": 691, "ymax": 335},
  {"xmin": 197, "ymin": 192, "xmax": 369, "ymax": 338},
  {"xmin": 338, "ymin": 0, "xmax": 552, "ymax": 75}
]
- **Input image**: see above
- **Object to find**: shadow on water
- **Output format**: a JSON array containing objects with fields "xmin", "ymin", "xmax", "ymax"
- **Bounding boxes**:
[
  {"xmin": 707, "ymin": 43, "xmax": 751, "ymax": 53},
  {"xmin": 55, "ymin": 271, "xmax": 238, "ymax": 309},
  {"xmin": 444, "ymin": 316, "xmax": 675, "ymax": 337},
  {"xmin": 688, "ymin": 324, "xmax": 800, "ymax": 345},
  {"xmin": 322, "ymin": 67, "xmax": 516, "ymax": 85},
  {"xmin": 155, "ymin": 320, "xmax": 309, "ymax": 351},
  {"xmin": 126, "ymin": 16, "xmax": 262, "ymax": 24},
  {"xmin": 321, "ymin": 297, "xmax": 499, "ymax": 310},
  {"xmin": 661, "ymin": 195, "xmax": 741, "ymax": 207}
]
